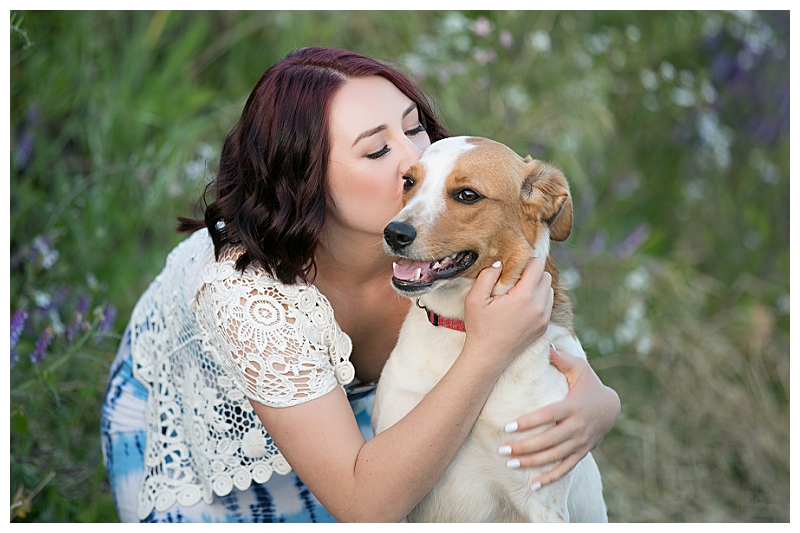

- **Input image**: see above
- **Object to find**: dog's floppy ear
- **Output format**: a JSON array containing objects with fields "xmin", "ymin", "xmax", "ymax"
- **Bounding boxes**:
[{"xmin": 520, "ymin": 159, "xmax": 573, "ymax": 242}]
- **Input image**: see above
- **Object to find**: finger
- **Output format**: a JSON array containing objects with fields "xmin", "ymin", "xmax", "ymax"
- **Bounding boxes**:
[
  {"xmin": 505, "ymin": 419, "xmax": 581, "ymax": 456},
  {"xmin": 469, "ymin": 260, "xmax": 503, "ymax": 302},
  {"xmin": 507, "ymin": 256, "xmax": 547, "ymax": 296},
  {"xmin": 549, "ymin": 344, "xmax": 582, "ymax": 373},
  {"xmin": 511, "ymin": 438, "xmax": 582, "ymax": 469},
  {"xmin": 543, "ymin": 286, "xmax": 554, "ymax": 322},
  {"xmin": 530, "ymin": 452, "xmax": 585, "ymax": 490},
  {"xmin": 551, "ymin": 345, "xmax": 596, "ymax": 390},
  {"xmin": 506, "ymin": 400, "xmax": 572, "ymax": 434},
  {"xmin": 502, "ymin": 414, "xmax": 583, "ymax": 459}
]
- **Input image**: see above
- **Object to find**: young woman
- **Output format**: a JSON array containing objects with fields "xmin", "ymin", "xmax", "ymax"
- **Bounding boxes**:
[{"xmin": 101, "ymin": 47, "xmax": 620, "ymax": 523}]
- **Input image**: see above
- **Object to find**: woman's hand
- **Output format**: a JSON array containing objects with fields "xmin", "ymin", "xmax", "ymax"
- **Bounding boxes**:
[
  {"xmin": 500, "ymin": 345, "xmax": 620, "ymax": 490},
  {"xmin": 463, "ymin": 258, "xmax": 554, "ymax": 365}
]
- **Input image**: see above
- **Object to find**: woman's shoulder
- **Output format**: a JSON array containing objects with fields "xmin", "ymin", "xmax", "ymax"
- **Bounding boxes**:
[
  {"xmin": 189, "ymin": 235, "xmax": 337, "ymax": 325},
  {"xmin": 197, "ymin": 240, "xmax": 319, "ymax": 301}
]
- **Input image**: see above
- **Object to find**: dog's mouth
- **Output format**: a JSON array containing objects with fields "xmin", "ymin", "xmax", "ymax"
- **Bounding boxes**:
[{"xmin": 391, "ymin": 250, "xmax": 478, "ymax": 293}]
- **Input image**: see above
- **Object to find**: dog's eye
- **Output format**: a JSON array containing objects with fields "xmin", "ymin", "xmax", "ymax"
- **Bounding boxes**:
[
  {"xmin": 403, "ymin": 175, "xmax": 415, "ymax": 191},
  {"xmin": 455, "ymin": 189, "xmax": 482, "ymax": 204}
]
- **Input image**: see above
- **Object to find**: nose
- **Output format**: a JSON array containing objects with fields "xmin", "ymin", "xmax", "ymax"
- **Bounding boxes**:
[
  {"xmin": 384, "ymin": 221, "xmax": 417, "ymax": 252},
  {"xmin": 399, "ymin": 138, "xmax": 426, "ymax": 176}
]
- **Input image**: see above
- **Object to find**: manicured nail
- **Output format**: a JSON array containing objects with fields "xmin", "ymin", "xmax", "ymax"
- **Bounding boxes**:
[
  {"xmin": 498, "ymin": 445, "xmax": 512, "ymax": 456},
  {"xmin": 549, "ymin": 342, "xmax": 558, "ymax": 353},
  {"xmin": 492, "ymin": 260, "xmax": 502, "ymax": 268},
  {"xmin": 507, "ymin": 459, "xmax": 521, "ymax": 470},
  {"xmin": 505, "ymin": 421, "xmax": 518, "ymax": 433},
  {"xmin": 531, "ymin": 481, "xmax": 542, "ymax": 491}
]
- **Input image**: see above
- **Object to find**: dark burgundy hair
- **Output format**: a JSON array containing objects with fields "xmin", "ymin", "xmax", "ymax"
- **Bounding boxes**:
[{"xmin": 177, "ymin": 47, "xmax": 449, "ymax": 284}]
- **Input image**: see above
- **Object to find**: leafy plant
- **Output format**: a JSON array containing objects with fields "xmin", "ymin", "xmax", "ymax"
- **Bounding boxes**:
[{"xmin": 10, "ymin": 11, "xmax": 788, "ymax": 522}]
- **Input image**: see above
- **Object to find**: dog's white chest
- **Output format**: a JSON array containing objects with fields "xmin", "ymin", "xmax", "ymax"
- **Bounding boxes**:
[{"xmin": 372, "ymin": 313, "xmax": 607, "ymax": 522}]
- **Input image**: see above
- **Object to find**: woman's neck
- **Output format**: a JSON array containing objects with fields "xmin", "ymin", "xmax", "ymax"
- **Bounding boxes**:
[
  {"xmin": 312, "ymin": 223, "xmax": 411, "ymax": 384},
  {"xmin": 314, "ymin": 225, "xmax": 395, "ymax": 292}
]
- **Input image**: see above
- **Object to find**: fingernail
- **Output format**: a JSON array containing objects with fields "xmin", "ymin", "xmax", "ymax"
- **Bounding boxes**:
[
  {"xmin": 505, "ymin": 421, "xmax": 518, "ymax": 433},
  {"xmin": 550, "ymin": 342, "xmax": 558, "ymax": 353},
  {"xmin": 492, "ymin": 260, "xmax": 502, "ymax": 268},
  {"xmin": 498, "ymin": 445, "xmax": 512, "ymax": 456},
  {"xmin": 531, "ymin": 481, "xmax": 542, "ymax": 491},
  {"xmin": 507, "ymin": 459, "xmax": 521, "ymax": 470}
]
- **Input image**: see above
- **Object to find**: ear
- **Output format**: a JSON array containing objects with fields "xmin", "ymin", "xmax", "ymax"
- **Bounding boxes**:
[{"xmin": 520, "ymin": 160, "xmax": 573, "ymax": 242}]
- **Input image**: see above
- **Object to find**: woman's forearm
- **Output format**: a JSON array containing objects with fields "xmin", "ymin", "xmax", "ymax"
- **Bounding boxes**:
[
  {"xmin": 255, "ymin": 337, "xmax": 508, "ymax": 522},
  {"xmin": 343, "ymin": 341, "xmax": 504, "ymax": 521}
]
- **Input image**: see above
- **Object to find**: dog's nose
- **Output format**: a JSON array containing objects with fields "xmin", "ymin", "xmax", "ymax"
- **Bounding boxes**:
[{"xmin": 384, "ymin": 221, "xmax": 417, "ymax": 251}]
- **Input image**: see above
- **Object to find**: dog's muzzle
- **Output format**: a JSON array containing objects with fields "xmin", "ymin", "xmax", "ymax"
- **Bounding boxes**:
[{"xmin": 384, "ymin": 220, "xmax": 417, "ymax": 253}]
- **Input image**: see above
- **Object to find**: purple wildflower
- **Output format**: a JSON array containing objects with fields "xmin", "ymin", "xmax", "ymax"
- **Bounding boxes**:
[
  {"xmin": 10, "ymin": 309, "xmax": 27, "ymax": 350},
  {"xmin": 67, "ymin": 295, "xmax": 90, "ymax": 341},
  {"xmin": 30, "ymin": 326, "xmax": 54, "ymax": 366},
  {"xmin": 76, "ymin": 294, "xmax": 90, "ymax": 316},
  {"xmin": 615, "ymin": 224, "xmax": 651, "ymax": 258},
  {"xmin": 16, "ymin": 131, "xmax": 33, "ymax": 168},
  {"xmin": 11, "ymin": 309, "xmax": 27, "ymax": 368},
  {"xmin": 15, "ymin": 104, "xmax": 38, "ymax": 169},
  {"xmin": 587, "ymin": 232, "xmax": 606, "ymax": 256},
  {"xmin": 97, "ymin": 304, "xmax": 117, "ymax": 333},
  {"xmin": 27, "ymin": 104, "xmax": 39, "ymax": 124},
  {"xmin": 615, "ymin": 172, "xmax": 641, "ymax": 199}
]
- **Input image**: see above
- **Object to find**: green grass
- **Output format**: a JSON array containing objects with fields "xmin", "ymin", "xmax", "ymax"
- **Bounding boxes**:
[{"xmin": 10, "ymin": 11, "xmax": 789, "ymax": 522}]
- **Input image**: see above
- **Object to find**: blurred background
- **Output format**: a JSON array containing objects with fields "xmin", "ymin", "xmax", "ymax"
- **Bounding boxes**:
[{"xmin": 9, "ymin": 11, "xmax": 789, "ymax": 522}]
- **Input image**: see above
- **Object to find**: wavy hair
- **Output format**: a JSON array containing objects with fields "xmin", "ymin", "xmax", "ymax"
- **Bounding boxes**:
[{"xmin": 178, "ymin": 47, "xmax": 449, "ymax": 284}]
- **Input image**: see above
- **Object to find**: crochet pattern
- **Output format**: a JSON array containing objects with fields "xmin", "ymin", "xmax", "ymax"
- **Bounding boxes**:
[{"xmin": 130, "ymin": 231, "xmax": 354, "ymax": 519}]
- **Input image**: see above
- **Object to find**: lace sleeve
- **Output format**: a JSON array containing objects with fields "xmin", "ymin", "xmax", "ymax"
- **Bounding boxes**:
[{"xmin": 194, "ymin": 264, "xmax": 355, "ymax": 408}]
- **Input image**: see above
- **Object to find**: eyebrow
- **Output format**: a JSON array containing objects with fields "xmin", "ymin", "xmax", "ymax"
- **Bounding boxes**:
[{"xmin": 351, "ymin": 102, "xmax": 419, "ymax": 148}]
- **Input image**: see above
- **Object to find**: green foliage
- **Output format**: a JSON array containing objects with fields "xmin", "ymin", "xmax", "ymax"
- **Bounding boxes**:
[{"xmin": 10, "ymin": 11, "xmax": 788, "ymax": 522}]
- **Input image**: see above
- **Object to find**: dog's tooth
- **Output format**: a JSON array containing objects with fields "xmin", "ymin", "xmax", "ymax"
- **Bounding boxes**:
[
  {"xmin": 432, "ymin": 261, "xmax": 441, "ymax": 270},
  {"xmin": 392, "ymin": 262, "xmax": 397, "ymax": 269},
  {"xmin": 412, "ymin": 268, "xmax": 422, "ymax": 282}
]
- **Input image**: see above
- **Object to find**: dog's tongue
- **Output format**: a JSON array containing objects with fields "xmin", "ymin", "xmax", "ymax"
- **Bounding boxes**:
[{"xmin": 393, "ymin": 258, "xmax": 431, "ymax": 282}]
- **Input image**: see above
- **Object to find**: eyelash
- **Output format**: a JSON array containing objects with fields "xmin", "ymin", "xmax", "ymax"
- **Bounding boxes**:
[{"xmin": 365, "ymin": 124, "xmax": 427, "ymax": 160}]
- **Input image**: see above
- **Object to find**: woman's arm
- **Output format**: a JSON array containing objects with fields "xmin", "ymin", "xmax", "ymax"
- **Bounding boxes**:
[
  {"xmin": 250, "ymin": 258, "xmax": 554, "ymax": 522},
  {"xmin": 500, "ymin": 345, "xmax": 620, "ymax": 490}
]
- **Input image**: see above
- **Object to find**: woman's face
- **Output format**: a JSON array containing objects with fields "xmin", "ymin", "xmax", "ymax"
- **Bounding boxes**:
[{"xmin": 326, "ymin": 76, "xmax": 431, "ymax": 242}]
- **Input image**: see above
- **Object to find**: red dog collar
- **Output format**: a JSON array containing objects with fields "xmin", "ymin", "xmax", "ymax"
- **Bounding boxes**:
[{"xmin": 417, "ymin": 299, "xmax": 466, "ymax": 332}]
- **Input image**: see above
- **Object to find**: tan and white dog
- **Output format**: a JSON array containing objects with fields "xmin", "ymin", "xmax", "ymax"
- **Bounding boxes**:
[{"xmin": 373, "ymin": 136, "xmax": 608, "ymax": 522}]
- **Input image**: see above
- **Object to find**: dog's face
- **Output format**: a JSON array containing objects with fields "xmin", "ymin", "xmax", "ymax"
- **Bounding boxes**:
[{"xmin": 383, "ymin": 136, "xmax": 572, "ymax": 297}]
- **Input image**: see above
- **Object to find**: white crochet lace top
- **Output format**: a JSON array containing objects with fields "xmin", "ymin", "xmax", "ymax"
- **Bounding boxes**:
[{"xmin": 129, "ymin": 229, "xmax": 355, "ymax": 520}]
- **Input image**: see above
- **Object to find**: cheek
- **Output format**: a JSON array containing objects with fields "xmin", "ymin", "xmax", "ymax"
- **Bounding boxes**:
[
  {"xmin": 347, "ymin": 170, "xmax": 401, "ymax": 210},
  {"xmin": 328, "ymin": 165, "xmax": 403, "ymax": 225}
]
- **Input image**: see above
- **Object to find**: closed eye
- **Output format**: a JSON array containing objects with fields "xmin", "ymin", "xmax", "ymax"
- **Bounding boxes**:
[
  {"xmin": 454, "ymin": 189, "xmax": 482, "ymax": 204},
  {"xmin": 365, "ymin": 146, "xmax": 389, "ymax": 160}
]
